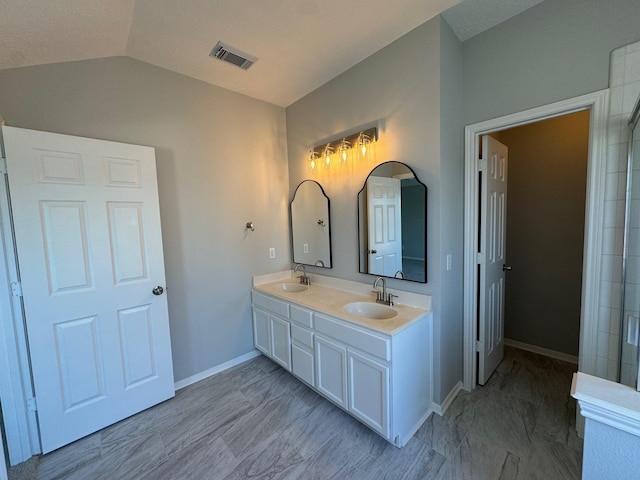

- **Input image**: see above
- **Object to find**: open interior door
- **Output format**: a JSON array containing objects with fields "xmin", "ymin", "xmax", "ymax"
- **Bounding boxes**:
[
  {"xmin": 366, "ymin": 176, "xmax": 402, "ymax": 277},
  {"xmin": 478, "ymin": 135, "xmax": 509, "ymax": 385},
  {"xmin": 2, "ymin": 126, "xmax": 174, "ymax": 453}
]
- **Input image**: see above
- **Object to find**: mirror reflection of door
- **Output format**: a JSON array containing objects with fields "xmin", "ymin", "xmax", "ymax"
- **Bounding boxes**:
[
  {"xmin": 366, "ymin": 176, "xmax": 402, "ymax": 276},
  {"xmin": 358, "ymin": 161, "xmax": 427, "ymax": 283}
]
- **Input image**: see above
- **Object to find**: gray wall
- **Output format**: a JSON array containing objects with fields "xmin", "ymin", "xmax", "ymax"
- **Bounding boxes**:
[
  {"xmin": 582, "ymin": 419, "xmax": 640, "ymax": 479},
  {"xmin": 438, "ymin": 17, "xmax": 464, "ymax": 403},
  {"xmin": 286, "ymin": 17, "xmax": 465, "ymax": 403},
  {"xmin": 464, "ymin": 0, "xmax": 640, "ymax": 125},
  {"xmin": 499, "ymin": 111, "xmax": 590, "ymax": 356},
  {"xmin": 0, "ymin": 57, "xmax": 290, "ymax": 382}
]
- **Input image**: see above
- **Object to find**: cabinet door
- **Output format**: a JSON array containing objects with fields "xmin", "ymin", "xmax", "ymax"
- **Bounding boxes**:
[
  {"xmin": 315, "ymin": 335, "xmax": 348, "ymax": 408},
  {"xmin": 348, "ymin": 350, "xmax": 389, "ymax": 437},
  {"xmin": 252, "ymin": 307, "xmax": 270, "ymax": 356},
  {"xmin": 270, "ymin": 315, "xmax": 292, "ymax": 371},
  {"xmin": 292, "ymin": 343, "xmax": 315, "ymax": 386}
]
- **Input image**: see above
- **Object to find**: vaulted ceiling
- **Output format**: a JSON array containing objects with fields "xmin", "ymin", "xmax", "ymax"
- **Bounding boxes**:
[{"xmin": 0, "ymin": 0, "xmax": 545, "ymax": 107}]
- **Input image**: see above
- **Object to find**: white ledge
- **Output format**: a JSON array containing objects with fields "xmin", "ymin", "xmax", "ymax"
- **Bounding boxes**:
[{"xmin": 571, "ymin": 372, "xmax": 640, "ymax": 437}]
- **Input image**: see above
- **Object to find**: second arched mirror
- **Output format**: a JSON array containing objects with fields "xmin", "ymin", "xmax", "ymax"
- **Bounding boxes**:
[
  {"xmin": 358, "ymin": 161, "xmax": 427, "ymax": 282},
  {"xmin": 291, "ymin": 180, "xmax": 332, "ymax": 268}
]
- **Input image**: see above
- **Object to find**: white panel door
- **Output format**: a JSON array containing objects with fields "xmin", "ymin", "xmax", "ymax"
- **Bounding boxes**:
[
  {"xmin": 2, "ymin": 126, "xmax": 174, "ymax": 453},
  {"xmin": 367, "ymin": 176, "xmax": 403, "ymax": 276},
  {"xmin": 478, "ymin": 135, "xmax": 509, "ymax": 385}
]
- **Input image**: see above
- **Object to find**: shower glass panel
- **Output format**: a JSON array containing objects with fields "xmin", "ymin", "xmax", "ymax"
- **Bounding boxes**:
[{"xmin": 620, "ymin": 95, "xmax": 640, "ymax": 390}]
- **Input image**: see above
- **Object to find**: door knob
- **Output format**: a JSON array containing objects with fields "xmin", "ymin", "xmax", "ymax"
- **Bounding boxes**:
[
  {"xmin": 152, "ymin": 286, "xmax": 165, "ymax": 296},
  {"xmin": 502, "ymin": 264, "xmax": 512, "ymax": 272},
  {"xmin": 368, "ymin": 249, "xmax": 378, "ymax": 254}
]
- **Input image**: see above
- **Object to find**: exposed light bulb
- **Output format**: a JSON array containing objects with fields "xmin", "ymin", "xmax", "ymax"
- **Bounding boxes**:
[
  {"xmin": 326, "ymin": 155, "xmax": 330, "ymax": 165},
  {"xmin": 310, "ymin": 159, "xmax": 316, "ymax": 170},
  {"xmin": 342, "ymin": 151, "xmax": 347, "ymax": 161},
  {"xmin": 361, "ymin": 145, "xmax": 367, "ymax": 156}
]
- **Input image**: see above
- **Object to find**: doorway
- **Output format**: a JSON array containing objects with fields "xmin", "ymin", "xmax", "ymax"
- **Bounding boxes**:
[
  {"xmin": 463, "ymin": 90, "xmax": 609, "ymax": 390},
  {"xmin": 496, "ymin": 110, "xmax": 589, "ymax": 365}
]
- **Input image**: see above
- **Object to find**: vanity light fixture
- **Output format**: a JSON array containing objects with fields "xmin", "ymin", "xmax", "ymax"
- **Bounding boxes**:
[
  {"xmin": 323, "ymin": 144, "xmax": 334, "ymax": 167},
  {"xmin": 357, "ymin": 132, "xmax": 371, "ymax": 157},
  {"xmin": 339, "ymin": 138, "xmax": 351, "ymax": 164},
  {"xmin": 307, "ymin": 127, "xmax": 377, "ymax": 173},
  {"xmin": 309, "ymin": 150, "xmax": 319, "ymax": 171}
]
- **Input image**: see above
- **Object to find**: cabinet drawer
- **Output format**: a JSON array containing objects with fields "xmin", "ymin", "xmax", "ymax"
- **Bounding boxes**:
[
  {"xmin": 315, "ymin": 313, "xmax": 390, "ymax": 361},
  {"xmin": 291, "ymin": 324, "xmax": 314, "ymax": 348},
  {"xmin": 252, "ymin": 291, "xmax": 289, "ymax": 318},
  {"xmin": 290, "ymin": 304, "xmax": 313, "ymax": 328}
]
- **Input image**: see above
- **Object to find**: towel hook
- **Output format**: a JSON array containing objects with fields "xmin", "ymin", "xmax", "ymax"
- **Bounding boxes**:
[{"xmin": 245, "ymin": 221, "xmax": 255, "ymax": 232}]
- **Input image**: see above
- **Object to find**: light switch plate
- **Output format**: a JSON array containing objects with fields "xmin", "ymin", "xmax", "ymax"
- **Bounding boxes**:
[{"xmin": 627, "ymin": 316, "xmax": 639, "ymax": 346}]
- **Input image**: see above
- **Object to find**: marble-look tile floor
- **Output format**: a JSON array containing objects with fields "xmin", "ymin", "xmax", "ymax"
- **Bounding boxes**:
[{"xmin": 8, "ymin": 346, "xmax": 582, "ymax": 480}]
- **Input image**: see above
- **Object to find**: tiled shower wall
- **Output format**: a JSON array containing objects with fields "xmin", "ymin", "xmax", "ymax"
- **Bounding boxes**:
[
  {"xmin": 620, "ymin": 112, "xmax": 640, "ymax": 386},
  {"xmin": 596, "ymin": 40, "xmax": 640, "ymax": 381}
]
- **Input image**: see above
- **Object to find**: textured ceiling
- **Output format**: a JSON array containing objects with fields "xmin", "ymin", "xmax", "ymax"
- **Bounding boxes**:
[
  {"xmin": 441, "ymin": 0, "xmax": 546, "ymax": 41},
  {"xmin": 0, "ymin": 0, "xmax": 546, "ymax": 107},
  {"xmin": 0, "ymin": 0, "xmax": 134, "ymax": 68},
  {"xmin": 125, "ymin": 0, "xmax": 461, "ymax": 106}
]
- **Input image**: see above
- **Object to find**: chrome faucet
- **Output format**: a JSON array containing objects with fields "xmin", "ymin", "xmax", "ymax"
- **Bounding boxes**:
[
  {"xmin": 294, "ymin": 264, "xmax": 311, "ymax": 285},
  {"xmin": 373, "ymin": 277, "xmax": 398, "ymax": 306}
]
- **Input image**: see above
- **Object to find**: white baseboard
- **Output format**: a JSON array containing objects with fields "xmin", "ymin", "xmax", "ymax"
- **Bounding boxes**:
[
  {"xmin": 174, "ymin": 350, "xmax": 261, "ymax": 390},
  {"xmin": 504, "ymin": 338, "xmax": 578, "ymax": 365},
  {"xmin": 399, "ymin": 408, "xmax": 434, "ymax": 447},
  {"xmin": 432, "ymin": 380, "xmax": 463, "ymax": 416}
]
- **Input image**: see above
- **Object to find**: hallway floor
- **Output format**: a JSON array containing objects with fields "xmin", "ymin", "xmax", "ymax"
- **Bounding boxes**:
[{"xmin": 8, "ymin": 346, "xmax": 582, "ymax": 479}]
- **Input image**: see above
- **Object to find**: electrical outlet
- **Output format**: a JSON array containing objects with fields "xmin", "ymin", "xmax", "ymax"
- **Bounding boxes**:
[
  {"xmin": 303, "ymin": 243, "xmax": 309, "ymax": 254},
  {"xmin": 269, "ymin": 247, "xmax": 276, "ymax": 259},
  {"xmin": 446, "ymin": 254, "xmax": 452, "ymax": 271}
]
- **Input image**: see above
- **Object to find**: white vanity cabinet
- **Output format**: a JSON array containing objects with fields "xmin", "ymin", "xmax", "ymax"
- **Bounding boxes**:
[
  {"xmin": 251, "ymin": 288, "xmax": 432, "ymax": 447},
  {"xmin": 251, "ymin": 292, "xmax": 292, "ymax": 371}
]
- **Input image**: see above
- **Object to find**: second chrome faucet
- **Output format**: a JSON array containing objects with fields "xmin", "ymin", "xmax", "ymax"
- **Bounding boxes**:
[{"xmin": 373, "ymin": 276, "xmax": 398, "ymax": 306}]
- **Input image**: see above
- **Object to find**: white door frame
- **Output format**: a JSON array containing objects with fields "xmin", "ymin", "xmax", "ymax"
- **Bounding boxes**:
[
  {"xmin": 463, "ymin": 89, "xmax": 610, "ymax": 390},
  {"xmin": 0, "ymin": 155, "xmax": 40, "ymax": 464}
]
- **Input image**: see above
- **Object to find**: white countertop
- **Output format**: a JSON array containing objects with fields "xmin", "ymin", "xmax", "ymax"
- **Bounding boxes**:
[
  {"xmin": 571, "ymin": 372, "xmax": 640, "ymax": 437},
  {"xmin": 253, "ymin": 279, "xmax": 430, "ymax": 336}
]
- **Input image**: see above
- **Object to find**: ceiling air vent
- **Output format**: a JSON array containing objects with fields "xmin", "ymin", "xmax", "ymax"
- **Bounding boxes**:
[{"xmin": 209, "ymin": 41, "xmax": 257, "ymax": 70}]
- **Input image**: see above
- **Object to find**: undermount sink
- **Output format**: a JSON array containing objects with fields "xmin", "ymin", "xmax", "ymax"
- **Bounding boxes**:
[
  {"xmin": 343, "ymin": 301, "xmax": 398, "ymax": 320},
  {"xmin": 275, "ymin": 283, "xmax": 308, "ymax": 292}
]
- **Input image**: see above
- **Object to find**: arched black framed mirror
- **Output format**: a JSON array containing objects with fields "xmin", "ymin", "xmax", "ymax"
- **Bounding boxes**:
[
  {"xmin": 290, "ymin": 180, "xmax": 332, "ymax": 268},
  {"xmin": 358, "ymin": 161, "xmax": 427, "ymax": 282}
]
